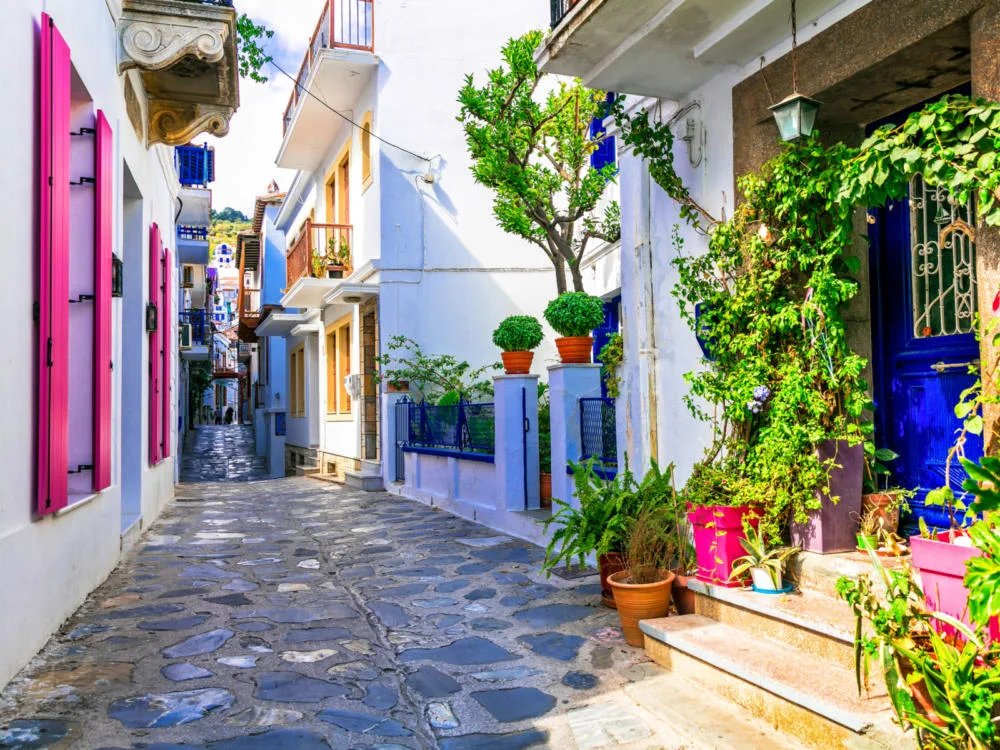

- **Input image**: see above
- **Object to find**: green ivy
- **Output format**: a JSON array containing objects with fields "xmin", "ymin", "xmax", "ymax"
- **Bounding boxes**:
[
  {"xmin": 614, "ymin": 94, "xmax": 1000, "ymax": 540},
  {"xmin": 598, "ymin": 332, "xmax": 623, "ymax": 398}
]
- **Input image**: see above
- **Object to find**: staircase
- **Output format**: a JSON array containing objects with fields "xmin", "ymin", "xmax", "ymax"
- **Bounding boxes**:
[{"xmin": 640, "ymin": 552, "xmax": 911, "ymax": 750}]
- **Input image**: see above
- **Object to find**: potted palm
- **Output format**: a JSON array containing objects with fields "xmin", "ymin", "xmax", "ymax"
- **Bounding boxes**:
[
  {"xmin": 608, "ymin": 508, "xmax": 677, "ymax": 646},
  {"xmin": 543, "ymin": 292, "xmax": 606, "ymax": 364},
  {"xmin": 492, "ymin": 315, "xmax": 543, "ymax": 375},
  {"xmin": 728, "ymin": 525, "xmax": 799, "ymax": 592}
]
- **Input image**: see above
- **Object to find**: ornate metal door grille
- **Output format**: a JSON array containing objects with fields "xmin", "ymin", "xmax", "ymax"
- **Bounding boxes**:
[{"xmin": 909, "ymin": 175, "xmax": 977, "ymax": 338}]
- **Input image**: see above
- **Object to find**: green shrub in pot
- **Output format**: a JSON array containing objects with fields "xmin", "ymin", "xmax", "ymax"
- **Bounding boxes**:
[
  {"xmin": 492, "ymin": 315, "xmax": 544, "ymax": 352},
  {"xmin": 543, "ymin": 292, "xmax": 606, "ymax": 337}
]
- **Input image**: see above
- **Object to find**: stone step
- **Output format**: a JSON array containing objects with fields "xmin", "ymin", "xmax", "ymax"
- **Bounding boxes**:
[
  {"xmin": 789, "ymin": 551, "xmax": 903, "ymax": 599},
  {"xmin": 687, "ymin": 580, "xmax": 856, "ymax": 671},
  {"xmin": 344, "ymin": 469, "xmax": 384, "ymax": 492},
  {"xmin": 640, "ymin": 615, "xmax": 908, "ymax": 750},
  {"xmin": 623, "ymin": 669, "xmax": 808, "ymax": 749}
]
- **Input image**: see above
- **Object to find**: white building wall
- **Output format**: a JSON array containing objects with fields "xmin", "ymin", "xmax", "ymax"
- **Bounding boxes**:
[{"xmin": 0, "ymin": 0, "xmax": 179, "ymax": 689}]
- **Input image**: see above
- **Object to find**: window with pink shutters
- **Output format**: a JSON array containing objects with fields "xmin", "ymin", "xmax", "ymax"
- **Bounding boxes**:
[
  {"xmin": 149, "ymin": 223, "xmax": 162, "ymax": 466},
  {"xmin": 93, "ymin": 111, "xmax": 113, "ymax": 491},
  {"xmin": 37, "ymin": 14, "xmax": 71, "ymax": 516},
  {"xmin": 161, "ymin": 248, "xmax": 172, "ymax": 460}
]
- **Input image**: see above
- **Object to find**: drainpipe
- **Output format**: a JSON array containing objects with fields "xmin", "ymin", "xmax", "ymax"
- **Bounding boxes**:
[{"xmin": 636, "ymin": 159, "xmax": 659, "ymax": 466}]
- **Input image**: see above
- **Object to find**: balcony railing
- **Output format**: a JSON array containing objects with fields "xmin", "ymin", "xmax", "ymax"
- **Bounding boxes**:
[
  {"xmin": 287, "ymin": 220, "xmax": 354, "ymax": 286},
  {"xmin": 282, "ymin": 0, "xmax": 375, "ymax": 135},
  {"xmin": 178, "ymin": 225, "xmax": 208, "ymax": 241},
  {"xmin": 179, "ymin": 310, "xmax": 207, "ymax": 344},
  {"xmin": 239, "ymin": 288, "xmax": 261, "ymax": 320},
  {"xmin": 550, "ymin": 0, "xmax": 583, "ymax": 27}
]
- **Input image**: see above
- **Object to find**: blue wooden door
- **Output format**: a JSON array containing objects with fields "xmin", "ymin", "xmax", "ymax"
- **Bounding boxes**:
[{"xmin": 871, "ymin": 180, "xmax": 982, "ymax": 534}]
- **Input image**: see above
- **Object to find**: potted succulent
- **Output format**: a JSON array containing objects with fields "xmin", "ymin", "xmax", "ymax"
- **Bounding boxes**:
[
  {"xmin": 608, "ymin": 508, "xmax": 677, "ymax": 646},
  {"xmin": 861, "ymin": 442, "xmax": 910, "ymax": 535},
  {"xmin": 684, "ymin": 462, "xmax": 760, "ymax": 588},
  {"xmin": 854, "ymin": 506, "xmax": 884, "ymax": 553},
  {"xmin": 492, "ymin": 315, "xmax": 544, "ymax": 375},
  {"xmin": 543, "ymin": 292, "xmax": 606, "ymax": 364},
  {"xmin": 728, "ymin": 524, "xmax": 799, "ymax": 592}
]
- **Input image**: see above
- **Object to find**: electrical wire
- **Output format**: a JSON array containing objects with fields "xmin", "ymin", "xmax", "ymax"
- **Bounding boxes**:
[{"xmin": 268, "ymin": 58, "xmax": 432, "ymax": 163}]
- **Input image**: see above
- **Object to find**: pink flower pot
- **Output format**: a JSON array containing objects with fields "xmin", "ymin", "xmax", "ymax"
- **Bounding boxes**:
[
  {"xmin": 910, "ymin": 532, "xmax": 999, "ymax": 643},
  {"xmin": 688, "ymin": 504, "xmax": 759, "ymax": 588}
]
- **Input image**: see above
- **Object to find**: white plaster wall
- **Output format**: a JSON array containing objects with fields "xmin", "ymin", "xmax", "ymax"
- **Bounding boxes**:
[{"xmin": 0, "ymin": 0, "xmax": 178, "ymax": 690}]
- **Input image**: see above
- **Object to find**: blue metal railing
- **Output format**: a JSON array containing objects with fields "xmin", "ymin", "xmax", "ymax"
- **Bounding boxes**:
[
  {"xmin": 407, "ymin": 401, "xmax": 495, "ymax": 456},
  {"xmin": 179, "ymin": 310, "xmax": 207, "ymax": 344},
  {"xmin": 178, "ymin": 225, "xmax": 209, "ymax": 241},
  {"xmin": 175, "ymin": 144, "xmax": 215, "ymax": 187},
  {"xmin": 580, "ymin": 397, "xmax": 617, "ymax": 467}
]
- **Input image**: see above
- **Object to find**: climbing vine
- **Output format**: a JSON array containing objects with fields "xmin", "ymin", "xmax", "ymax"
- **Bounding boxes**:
[{"xmin": 614, "ymin": 94, "xmax": 1000, "ymax": 538}]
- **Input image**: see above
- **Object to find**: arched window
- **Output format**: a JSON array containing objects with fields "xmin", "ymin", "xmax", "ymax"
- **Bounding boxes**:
[{"xmin": 361, "ymin": 111, "xmax": 373, "ymax": 190}]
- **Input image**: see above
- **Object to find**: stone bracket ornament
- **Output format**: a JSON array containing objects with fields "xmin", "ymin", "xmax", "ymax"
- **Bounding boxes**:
[{"xmin": 117, "ymin": 0, "xmax": 239, "ymax": 147}]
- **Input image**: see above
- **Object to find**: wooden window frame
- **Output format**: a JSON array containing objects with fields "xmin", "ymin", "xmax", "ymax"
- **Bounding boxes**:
[
  {"xmin": 360, "ymin": 111, "xmax": 373, "ymax": 192},
  {"xmin": 325, "ymin": 314, "xmax": 352, "ymax": 416},
  {"xmin": 290, "ymin": 344, "xmax": 305, "ymax": 418}
]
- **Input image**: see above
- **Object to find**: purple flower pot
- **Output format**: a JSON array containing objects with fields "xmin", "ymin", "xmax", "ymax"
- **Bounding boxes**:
[{"xmin": 790, "ymin": 440, "xmax": 863, "ymax": 554}]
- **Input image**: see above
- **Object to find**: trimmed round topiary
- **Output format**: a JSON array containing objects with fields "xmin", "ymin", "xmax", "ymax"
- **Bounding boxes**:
[
  {"xmin": 492, "ymin": 315, "xmax": 544, "ymax": 352},
  {"xmin": 544, "ymin": 292, "xmax": 605, "ymax": 337}
]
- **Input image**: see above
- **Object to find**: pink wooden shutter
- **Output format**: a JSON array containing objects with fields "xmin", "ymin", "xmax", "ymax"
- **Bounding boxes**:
[
  {"xmin": 37, "ymin": 14, "xmax": 71, "ymax": 515},
  {"xmin": 161, "ymin": 247, "xmax": 172, "ymax": 459},
  {"xmin": 148, "ymin": 223, "xmax": 161, "ymax": 465},
  {"xmin": 93, "ymin": 111, "xmax": 113, "ymax": 491}
]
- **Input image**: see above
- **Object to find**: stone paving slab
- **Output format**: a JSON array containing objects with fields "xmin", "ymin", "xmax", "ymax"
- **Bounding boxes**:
[{"xmin": 0, "ymin": 462, "xmax": 699, "ymax": 749}]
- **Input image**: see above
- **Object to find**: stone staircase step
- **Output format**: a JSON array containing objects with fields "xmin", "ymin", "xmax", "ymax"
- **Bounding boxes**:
[
  {"xmin": 789, "ymin": 551, "xmax": 904, "ymax": 599},
  {"xmin": 344, "ymin": 469, "xmax": 384, "ymax": 492},
  {"xmin": 687, "ymin": 580, "xmax": 856, "ymax": 671},
  {"xmin": 640, "ymin": 615, "xmax": 907, "ymax": 750},
  {"xmin": 624, "ymin": 670, "xmax": 808, "ymax": 749}
]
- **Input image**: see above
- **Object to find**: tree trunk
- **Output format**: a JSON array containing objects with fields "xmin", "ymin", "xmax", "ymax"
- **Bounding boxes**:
[
  {"xmin": 553, "ymin": 255, "xmax": 567, "ymax": 295},
  {"xmin": 569, "ymin": 261, "xmax": 585, "ymax": 293}
]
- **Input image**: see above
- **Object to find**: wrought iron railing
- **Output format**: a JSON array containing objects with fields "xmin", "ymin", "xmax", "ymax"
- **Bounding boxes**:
[
  {"xmin": 283, "ymin": 0, "xmax": 375, "ymax": 135},
  {"xmin": 406, "ymin": 401, "xmax": 495, "ymax": 455},
  {"xmin": 287, "ymin": 220, "xmax": 353, "ymax": 285},
  {"xmin": 179, "ymin": 310, "xmax": 207, "ymax": 344},
  {"xmin": 550, "ymin": 0, "xmax": 583, "ymax": 28},
  {"xmin": 580, "ymin": 397, "xmax": 617, "ymax": 466}
]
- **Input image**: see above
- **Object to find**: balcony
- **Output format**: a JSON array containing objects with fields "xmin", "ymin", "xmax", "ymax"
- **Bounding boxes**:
[
  {"xmin": 537, "ymin": 0, "xmax": 842, "ymax": 99},
  {"xmin": 179, "ymin": 309, "xmax": 209, "ymax": 360},
  {"xmin": 276, "ymin": 0, "xmax": 378, "ymax": 170},
  {"xmin": 175, "ymin": 144, "xmax": 215, "ymax": 187},
  {"xmin": 117, "ymin": 0, "xmax": 240, "ymax": 147},
  {"xmin": 283, "ymin": 221, "xmax": 354, "ymax": 309}
]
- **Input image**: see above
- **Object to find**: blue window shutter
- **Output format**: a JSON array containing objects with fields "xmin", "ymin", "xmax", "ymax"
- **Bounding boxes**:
[{"xmin": 589, "ymin": 92, "xmax": 616, "ymax": 173}]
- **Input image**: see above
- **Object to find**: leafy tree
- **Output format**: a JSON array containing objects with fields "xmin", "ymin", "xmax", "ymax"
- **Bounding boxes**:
[
  {"xmin": 211, "ymin": 207, "xmax": 250, "ymax": 223},
  {"xmin": 235, "ymin": 14, "xmax": 273, "ymax": 84},
  {"xmin": 374, "ymin": 336, "xmax": 500, "ymax": 403},
  {"xmin": 458, "ymin": 31, "xmax": 620, "ymax": 295},
  {"xmin": 188, "ymin": 360, "xmax": 213, "ymax": 422}
]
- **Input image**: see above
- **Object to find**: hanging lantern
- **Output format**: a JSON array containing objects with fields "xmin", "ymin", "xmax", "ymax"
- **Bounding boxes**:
[
  {"xmin": 145, "ymin": 302, "xmax": 158, "ymax": 333},
  {"xmin": 769, "ymin": 0, "xmax": 820, "ymax": 142},
  {"xmin": 769, "ymin": 93, "xmax": 821, "ymax": 142}
]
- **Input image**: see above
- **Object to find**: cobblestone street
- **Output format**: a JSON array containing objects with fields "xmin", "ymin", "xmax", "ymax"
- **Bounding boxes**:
[{"xmin": 0, "ymin": 427, "xmax": 740, "ymax": 749}]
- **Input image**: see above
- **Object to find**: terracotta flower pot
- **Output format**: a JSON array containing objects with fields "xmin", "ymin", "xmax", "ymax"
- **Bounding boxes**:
[
  {"xmin": 898, "ymin": 660, "xmax": 945, "ymax": 727},
  {"xmin": 608, "ymin": 569, "xmax": 676, "ymax": 647},
  {"xmin": 500, "ymin": 350, "xmax": 534, "ymax": 375},
  {"xmin": 539, "ymin": 472, "xmax": 552, "ymax": 509},
  {"xmin": 598, "ymin": 552, "xmax": 628, "ymax": 609},
  {"xmin": 672, "ymin": 572, "xmax": 696, "ymax": 615},
  {"xmin": 554, "ymin": 336, "xmax": 593, "ymax": 364},
  {"xmin": 386, "ymin": 380, "xmax": 409, "ymax": 393},
  {"xmin": 862, "ymin": 492, "xmax": 901, "ymax": 534}
]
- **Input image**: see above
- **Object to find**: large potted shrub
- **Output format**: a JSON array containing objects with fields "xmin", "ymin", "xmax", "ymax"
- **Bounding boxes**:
[
  {"xmin": 493, "ymin": 315, "xmax": 544, "ymax": 375},
  {"xmin": 608, "ymin": 508, "xmax": 676, "ymax": 647},
  {"xmin": 789, "ymin": 439, "xmax": 865, "ymax": 554},
  {"xmin": 544, "ymin": 292, "xmax": 606, "ymax": 364}
]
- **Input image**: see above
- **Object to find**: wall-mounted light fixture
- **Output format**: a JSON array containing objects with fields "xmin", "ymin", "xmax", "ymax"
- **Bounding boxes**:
[
  {"xmin": 112, "ymin": 255, "xmax": 123, "ymax": 297},
  {"xmin": 145, "ymin": 302, "xmax": 158, "ymax": 333}
]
